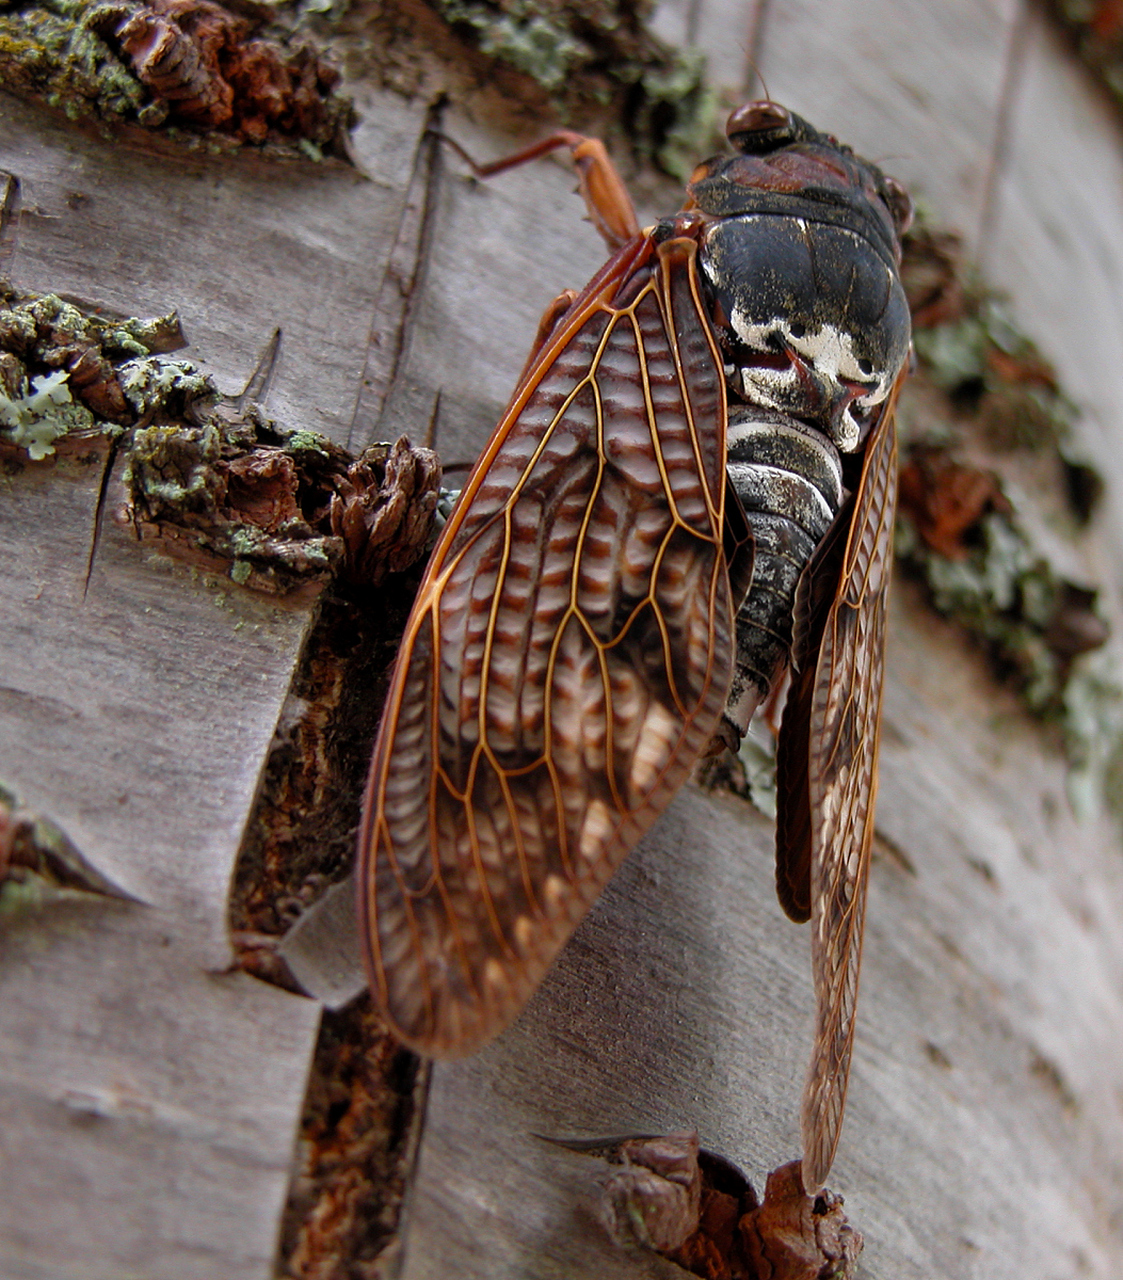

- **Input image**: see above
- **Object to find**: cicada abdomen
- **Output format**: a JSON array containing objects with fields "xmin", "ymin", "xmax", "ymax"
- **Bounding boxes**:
[
  {"xmin": 358, "ymin": 100, "xmax": 913, "ymax": 1195},
  {"xmin": 684, "ymin": 103, "xmax": 913, "ymax": 746},
  {"xmin": 721, "ymin": 410, "xmax": 846, "ymax": 735}
]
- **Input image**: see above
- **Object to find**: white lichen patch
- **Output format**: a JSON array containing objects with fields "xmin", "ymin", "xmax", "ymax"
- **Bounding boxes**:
[
  {"xmin": 0, "ymin": 370, "xmax": 95, "ymax": 460},
  {"xmin": 118, "ymin": 356, "xmax": 215, "ymax": 415}
]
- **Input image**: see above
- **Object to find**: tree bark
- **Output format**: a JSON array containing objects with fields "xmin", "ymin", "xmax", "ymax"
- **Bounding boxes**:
[{"xmin": 1, "ymin": 0, "xmax": 1122, "ymax": 1277}]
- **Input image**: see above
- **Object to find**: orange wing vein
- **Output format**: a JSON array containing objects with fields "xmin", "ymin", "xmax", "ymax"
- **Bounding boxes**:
[{"xmin": 358, "ymin": 233, "xmax": 736, "ymax": 1057}]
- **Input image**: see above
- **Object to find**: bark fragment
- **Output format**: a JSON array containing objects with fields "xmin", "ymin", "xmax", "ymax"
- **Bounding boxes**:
[
  {"xmin": 556, "ymin": 1133, "xmax": 862, "ymax": 1279},
  {"xmin": 0, "ymin": 0, "xmax": 355, "ymax": 157},
  {"xmin": 0, "ymin": 783, "xmax": 137, "ymax": 916},
  {"xmin": 278, "ymin": 1000, "xmax": 427, "ymax": 1280}
]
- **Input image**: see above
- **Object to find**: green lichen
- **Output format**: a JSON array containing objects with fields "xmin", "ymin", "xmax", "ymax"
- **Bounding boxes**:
[
  {"xmin": 0, "ymin": 283, "xmax": 189, "ymax": 457},
  {"xmin": 912, "ymin": 297, "xmax": 1078, "ymax": 454},
  {"xmin": 0, "ymin": 1, "xmax": 146, "ymax": 126},
  {"xmin": 896, "ymin": 478, "xmax": 1123, "ymax": 813},
  {"xmin": 118, "ymin": 356, "xmax": 216, "ymax": 418},
  {"xmin": 438, "ymin": 0, "xmax": 586, "ymax": 91},
  {"xmin": 896, "ymin": 511, "xmax": 1087, "ymax": 716},
  {"xmin": 125, "ymin": 422, "xmax": 225, "ymax": 510},
  {"xmin": 223, "ymin": 520, "xmax": 340, "ymax": 574},
  {"xmin": 1046, "ymin": 0, "xmax": 1123, "ymax": 117},
  {"xmin": 0, "ymin": 874, "xmax": 91, "ymax": 917},
  {"xmin": 1, "ymin": 293, "xmax": 83, "ymax": 354},
  {"xmin": 902, "ymin": 222, "xmax": 1101, "ymax": 519},
  {"xmin": 121, "ymin": 411, "xmax": 361, "ymax": 592},
  {"xmin": 0, "ymin": 307, "xmax": 38, "ymax": 354},
  {"xmin": 427, "ymin": 0, "xmax": 711, "ymax": 174},
  {"xmin": 632, "ymin": 46, "xmax": 715, "ymax": 179},
  {"xmin": 0, "ymin": 369, "xmax": 94, "ymax": 459},
  {"xmin": 0, "ymin": 781, "xmax": 136, "ymax": 916},
  {"xmin": 0, "ymin": 286, "xmax": 182, "ymax": 362},
  {"xmin": 0, "ymin": 0, "xmax": 355, "ymax": 157},
  {"xmin": 900, "ymin": 218, "xmax": 1121, "ymax": 811},
  {"xmin": 107, "ymin": 312, "xmax": 184, "ymax": 354},
  {"xmin": 1061, "ymin": 655, "xmax": 1123, "ymax": 821},
  {"xmin": 286, "ymin": 430, "xmax": 334, "ymax": 459}
]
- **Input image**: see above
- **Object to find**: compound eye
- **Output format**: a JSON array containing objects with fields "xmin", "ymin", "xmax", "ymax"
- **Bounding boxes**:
[
  {"xmin": 881, "ymin": 176, "xmax": 913, "ymax": 235},
  {"xmin": 726, "ymin": 100, "xmax": 794, "ymax": 153}
]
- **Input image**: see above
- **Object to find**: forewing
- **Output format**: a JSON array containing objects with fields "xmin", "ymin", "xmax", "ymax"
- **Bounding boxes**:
[
  {"xmin": 797, "ymin": 377, "xmax": 902, "ymax": 1193},
  {"xmin": 358, "ymin": 234, "xmax": 735, "ymax": 1057}
]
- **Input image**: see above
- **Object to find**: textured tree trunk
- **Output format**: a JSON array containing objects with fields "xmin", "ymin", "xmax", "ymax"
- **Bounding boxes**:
[{"xmin": 2, "ymin": 0, "xmax": 1122, "ymax": 1277}]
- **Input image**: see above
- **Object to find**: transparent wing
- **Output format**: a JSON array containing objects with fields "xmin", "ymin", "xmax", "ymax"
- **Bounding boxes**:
[
  {"xmin": 358, "ymin": 233, "xmax": 736, "ymax": 1057},
  {"xmin": 795, "ymin": 376, "xmax": 902, "ymax": 1193}
]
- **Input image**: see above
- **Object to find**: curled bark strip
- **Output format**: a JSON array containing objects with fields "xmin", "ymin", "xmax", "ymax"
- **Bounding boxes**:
[{"xmin": 329, "ymin": 438, "xmax": 442, "ymax": 588}]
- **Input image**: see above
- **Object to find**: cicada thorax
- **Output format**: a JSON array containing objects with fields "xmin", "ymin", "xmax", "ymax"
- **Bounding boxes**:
[{"xmin": 680, "ymin": 116, "xmax": 913, "ymax": 743}]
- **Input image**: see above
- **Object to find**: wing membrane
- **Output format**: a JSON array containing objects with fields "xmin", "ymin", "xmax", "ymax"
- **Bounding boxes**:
[
  {"xmin": 774, "ymin": 496, "xmax": 852, "ymax": 923},
  {"xmin": 358, "ymin": 233, "xmax": 736, "ymax": 1056},
  {"xmin": 790, "ymin": 376, "xmax": 903, "ymax": 1193}
]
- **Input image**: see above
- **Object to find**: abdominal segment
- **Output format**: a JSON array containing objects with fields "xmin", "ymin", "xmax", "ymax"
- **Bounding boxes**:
[{"xmin": 721, "ymin": 408, "xmax": 844, "ymax": 740}]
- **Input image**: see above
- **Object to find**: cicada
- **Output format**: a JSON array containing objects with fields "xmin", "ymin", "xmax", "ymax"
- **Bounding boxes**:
[{"xmin": 357, "ymin": 101, "xmax": 912, "ymax": 1193}]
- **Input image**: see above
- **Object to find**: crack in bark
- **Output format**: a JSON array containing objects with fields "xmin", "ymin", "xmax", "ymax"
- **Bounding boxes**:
[
  {"xmin": 232, "ymin": 326, "xmax": 283, "ymax": 412},
  {"xmin": 347, "ymin": 99, "xmax": 448, "ymax": 452},
  {"xmin": 976, "ymin": 0, "xmax": 1034, "ymax": 263},
  {"xmin": 0, "ymin": 171, "xmax": 20, "ymax": 271},
  {"xmin": 82, "ymin": 433, "xmax": 124, "ymax": 602}
]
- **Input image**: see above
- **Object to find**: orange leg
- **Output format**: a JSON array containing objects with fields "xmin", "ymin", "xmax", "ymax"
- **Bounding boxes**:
[
  {"xmin": 437, "ymin": 130, "xmax": 641, "ymax": 252},
  {"xmin": 518, "ymin": 289, "xmax": 579, "ymax": 378}
]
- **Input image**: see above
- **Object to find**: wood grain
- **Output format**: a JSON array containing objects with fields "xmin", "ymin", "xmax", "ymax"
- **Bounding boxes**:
[{"xmin": 2, "ymin": 0, "xmax": 1123, "ymax": 1274}]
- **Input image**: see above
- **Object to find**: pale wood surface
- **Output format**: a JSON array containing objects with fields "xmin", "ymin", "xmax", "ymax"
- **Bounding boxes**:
[
  {"xmin": 0, "ymin": 84, "xmax": 429, "ymax": 438},
  {"xmin": 2, "ymin": 0, "xmax": 1123, "ymax": 1276},
  {"xmin": 982, "ymin": 6, "xmax": 1123, "ymax": 596},
  {"xmin": 0, "ymin": 85, "xmax": 427, "ymax": 1280},
  {"xmin": 0, "ymin": 444, "xmax": 324, "ymax": 1280},
  {"xmin": 757, "ymin": 0, "xmax": 1025, "ymax": 253}
]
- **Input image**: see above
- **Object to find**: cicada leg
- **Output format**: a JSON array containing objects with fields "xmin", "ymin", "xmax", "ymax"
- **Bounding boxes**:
[
  {"xmin": 438, "ymin": 127, "xmax": 641, "ymax": 374},
  {"xmin": 515, "ymin": 288, "xmax": 580, "ymax": 380},
  {"xmin": 438, "ymin": 129, "xmax": 641, "ymax": 251}
]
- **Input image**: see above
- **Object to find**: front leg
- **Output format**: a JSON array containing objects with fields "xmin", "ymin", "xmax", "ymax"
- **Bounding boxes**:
[{"xmin": 439, "ymin": 129, "xmax": 641, "ymax": 251}]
